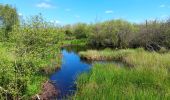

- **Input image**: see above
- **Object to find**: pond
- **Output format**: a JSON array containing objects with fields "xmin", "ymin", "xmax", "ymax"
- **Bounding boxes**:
[{"xmin": 50, "ymin": 48, "xmax": 91, "ymax": 99}]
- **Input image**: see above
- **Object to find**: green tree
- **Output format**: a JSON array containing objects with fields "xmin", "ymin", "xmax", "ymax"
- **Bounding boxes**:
[
  {"xmin": 88, "ymin": 19, "xmax": 136, "ymax": 48},
  {"xmin": 72, "ymin": 23, "xmax": 89, "ymax": 39},
  {"xmin": 0, "ymin": 4, "xmax": 19, "ymax": 39}
]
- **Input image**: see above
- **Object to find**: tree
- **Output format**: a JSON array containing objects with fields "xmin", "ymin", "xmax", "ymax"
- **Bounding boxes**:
[
  {"xmin": 88, "ymin": 19, "xmax": 136, "ymax": 48},
  {"xmin": 130, "ymin": 20, "xmax": 164, "ymax": 50},
  {"xmin": 0, "ymin": 4, "xmax": 19, "ymax": 39},
  {"xmin": 162, "ymin": 18, "xmax": 170, "ymax": 48},
  {"xmin": 72, "ymin": 23, "xmax": 89, "ymax": 39}
]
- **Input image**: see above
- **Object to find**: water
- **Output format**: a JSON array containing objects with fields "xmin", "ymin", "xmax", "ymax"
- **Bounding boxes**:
[{"xmin": 50, "ymin": 49, "xmax": 91, "ymax": 99}]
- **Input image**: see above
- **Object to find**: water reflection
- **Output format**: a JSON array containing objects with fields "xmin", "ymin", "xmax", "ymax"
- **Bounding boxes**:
[{"xmin": 50, "ymin": 48, "xmax": 91, "ymax": 99}]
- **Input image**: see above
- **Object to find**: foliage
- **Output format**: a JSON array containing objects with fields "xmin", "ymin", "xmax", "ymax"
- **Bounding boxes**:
[
  {"xmin": 0, "ymin": 15, "xmax": 64, "ymax": 99},
  {"xmin": 88, "ymin": 20, "xmax": 136, "ymax": 48},
  {"xmin": 72, "ymin": 23, "xmax": 89, "ymax": 39},
  {"xmin": 0, "ymin": 4, "xmax": 19, "ymax": 40},
  {"xmin": 65, "ymin": 18, "xmax": 170, "ymax": 50}
]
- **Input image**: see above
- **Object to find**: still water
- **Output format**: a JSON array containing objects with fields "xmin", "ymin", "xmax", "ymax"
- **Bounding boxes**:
[{"xmin": 50, "ymin": 48, "xmax": 91, "ymax": 99}]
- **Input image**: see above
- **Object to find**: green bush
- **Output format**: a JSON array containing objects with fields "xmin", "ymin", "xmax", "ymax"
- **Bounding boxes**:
[
  {"xmin": 65, "ymin": 18, "xmax": 170, "ymax": 50},
  {"xmin": 0, "ymin": 15, "xmax": 64, "ymax": 99}
]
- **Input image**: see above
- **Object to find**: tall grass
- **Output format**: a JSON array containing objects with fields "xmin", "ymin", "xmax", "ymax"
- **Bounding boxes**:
[
  {"xmin": 79, "ymin": 48, "xmax": 136, "ymax": 61},
  {"xmin": 123, "ymin": 50, "xmax": 170, "ymax": 69},
  {"xmin": 74, "ymin": 49, "xmax": 170, "ymax": 100}
]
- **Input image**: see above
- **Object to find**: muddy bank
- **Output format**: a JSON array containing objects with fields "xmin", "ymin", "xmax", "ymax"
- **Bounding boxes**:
[{"xmin": 32, "ymin": 81, "xmax": 59, "ymax": 100}]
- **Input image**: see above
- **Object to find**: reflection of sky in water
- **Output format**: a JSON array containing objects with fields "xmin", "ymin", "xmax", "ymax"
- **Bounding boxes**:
[{"xmin": 50, "ymin": 49, "xmax": 91, "ymax": 99}]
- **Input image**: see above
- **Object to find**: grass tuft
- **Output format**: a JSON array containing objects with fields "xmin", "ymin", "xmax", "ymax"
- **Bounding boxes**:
[{"xmin": 74, "ymin": 48, "xmax": 170, "ymax": 100}]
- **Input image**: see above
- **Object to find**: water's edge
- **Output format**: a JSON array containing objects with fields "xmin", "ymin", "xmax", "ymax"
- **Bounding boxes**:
[
  {"xmin": 49, "ymin": 47, "xmax": 123, "ymax": 99},
  {"xmin": 50, "ymin": 49, "xmax": 91, "ymax": 99}
]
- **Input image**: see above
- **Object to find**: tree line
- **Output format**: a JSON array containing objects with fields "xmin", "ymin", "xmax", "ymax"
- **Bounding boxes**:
[{"xmin": 63, "ymin": 19, "xmax": 170, "ymax": 51}]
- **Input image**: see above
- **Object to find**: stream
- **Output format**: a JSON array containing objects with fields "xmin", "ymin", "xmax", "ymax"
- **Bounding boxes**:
[
  {"xmin": 49, "ymin": 46, "xmax": 123, "ymax": 99},
  {"xmin": 50, "ymin": 48, "xmax": 91, "ymax": 99}
]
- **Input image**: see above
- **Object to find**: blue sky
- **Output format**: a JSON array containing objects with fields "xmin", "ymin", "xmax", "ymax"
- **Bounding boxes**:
[{"xmin": 0, "ymin": 0, "xmax": 170, "ymax": 25}]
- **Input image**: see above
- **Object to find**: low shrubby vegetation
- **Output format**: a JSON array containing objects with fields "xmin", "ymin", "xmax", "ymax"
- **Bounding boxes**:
[
  {"xmin": 0, "ymin": 4, "xmax": 64, "ymax": 99},
  {"xmin": 1, "ymin": 3, "xmax": 170, "ymax": 99},
  {"xmin": 74, "ymin": 49, "xmax": 170, "ymax": 100},
  {"xmin": 64, "ymin": 19, "xmax": 170, "ymax": 51}
]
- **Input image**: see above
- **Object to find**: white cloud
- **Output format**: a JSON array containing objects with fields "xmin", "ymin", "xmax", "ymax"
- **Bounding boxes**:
[
  {"xmin": 50, "ymin": 20, "xmax": 61, "ymax": 24},
  {"xmin": 55, "ymin": 20, "xmax": 60, "ymax": 24},
  {"xmin": 75, "ymin": 15, "xmax": 80, "ymax": 18},
  {"xmin": 161, "ymin": 15, "xmax": 168, "ymax": 19},
  {"xmin": 18, "ymin": 13, "xmax": 23, "ymax": 16},
  {"xmin": 105, "ymin": 10, "xmax": 114, "ymax": 14},
  {"xmin": 36, "ymin": 2, "xmax": 55, "ymax": 8},
  {"xmin": 160, "ymin": 4, "xmax": 165, "ymax": 8},
  {"xmin": 65, "ymin": 8, "xmax": 71, "ymax": 12}
]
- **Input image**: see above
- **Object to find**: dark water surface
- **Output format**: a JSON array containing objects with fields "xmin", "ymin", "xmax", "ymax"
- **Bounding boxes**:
[{"xmin": 50, "ymin": 48, "xmax": 91, "ymax": 99}]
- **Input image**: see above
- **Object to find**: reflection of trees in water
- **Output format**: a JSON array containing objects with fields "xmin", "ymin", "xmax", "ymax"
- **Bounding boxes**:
[
  {"xmin": 62, "ymin": 45, "xmax": 93, "ymax": 65},
  {"xmin": 62, "ymin": 45, "xmax": 89, "ymax": 53},
  {"xmin": 80, "ymin": 57, "xmax": 92, "ymax": 65},
  {"xmin": 61, "ymin": 45, "xmax": 115, "ymax": 65},
  {"xmin": 62, "ymin": 45, "xmax": 107, "ymax": 54}
]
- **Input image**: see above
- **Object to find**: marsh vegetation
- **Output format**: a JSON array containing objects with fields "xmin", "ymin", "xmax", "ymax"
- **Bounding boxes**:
[
  {"xmin": 74, "ymin": 49, "xmax": 170, "ymax": 100},
  {"xmin": 0, "ymin": 4, "xmax": 170, "ymax": 100}
]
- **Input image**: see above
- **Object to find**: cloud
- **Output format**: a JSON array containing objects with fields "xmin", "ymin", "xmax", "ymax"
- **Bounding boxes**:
[
  {"xmin": 75, "ymin": 15, "xmax": 80, "ymax": 18},
  {"xmin": 159, "ymin": 4, "xmax": 170, "ymax": 8},
  {"xmin": 105, "ymin": 10, "xmax": 114, "ymax": 14},
  {"xmin": 160, "ymin": 4, "xmax": 165, "ymax": 8},
  {"xmin": 65, "ymin": 8, "xmax": 71, "ymax": 12},
  {"xmin": 50, "ymin": 20, "xmax": 61, "ymax": 24},
  {"xmin": 36, "ymin": 2, "xmax": 55, "ymax": 8},
  {"xmin": 161, "ymin": 15, "xmax": 168, "ymax": 19},
  {"xmin": 18, "ymin": 13, "xmax": 23, "ymax": 16}
]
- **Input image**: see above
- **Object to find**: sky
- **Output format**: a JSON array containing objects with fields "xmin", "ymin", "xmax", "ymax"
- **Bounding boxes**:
[{"xmin": 0, "ymin": 0, "xmax": 170, "ymax": 25}]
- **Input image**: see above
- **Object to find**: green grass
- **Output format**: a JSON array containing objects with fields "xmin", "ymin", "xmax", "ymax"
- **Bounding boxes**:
[
  {"xmin": 122, "ymin": 49, "xmax": 170, "ymax": 69},
  {"xmin": 79, "ymin": 48, "xmax": 137, "ymax": 61},
  {"xmin": 74, "ymin": 49, "xmax": 170, "ymax": 100},
  {"xmin": 61, "ymin": 39, "xmax": 87, "ymax": 47},
  {"xmin": 25, "ymin": 74, "xmax": 48, "ymax": 97}
]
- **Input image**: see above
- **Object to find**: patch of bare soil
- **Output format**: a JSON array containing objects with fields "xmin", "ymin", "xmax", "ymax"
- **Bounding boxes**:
[{"xmin": 32, "ymin": 81, "xmax": 59, "ymax": 100}]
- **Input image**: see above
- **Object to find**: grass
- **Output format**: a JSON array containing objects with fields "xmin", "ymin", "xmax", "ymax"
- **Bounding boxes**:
[
  {"xmin": 79, "ymin": 48, "xmax": 137, "ymax": 61},
  {"xmin": 61, "ymin": 39, "xmax": 87, "ymax": 47},
  {"xmin": 25, "ymin": 75, "xmax": 48, "ymax": 97},
  {"xmin": 73, "ymin": 48, "xmax": 170, "ymax": 100},
  {"xmin": 79, "ymin": 48, "xmax": 170, "ymax": 68}
]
